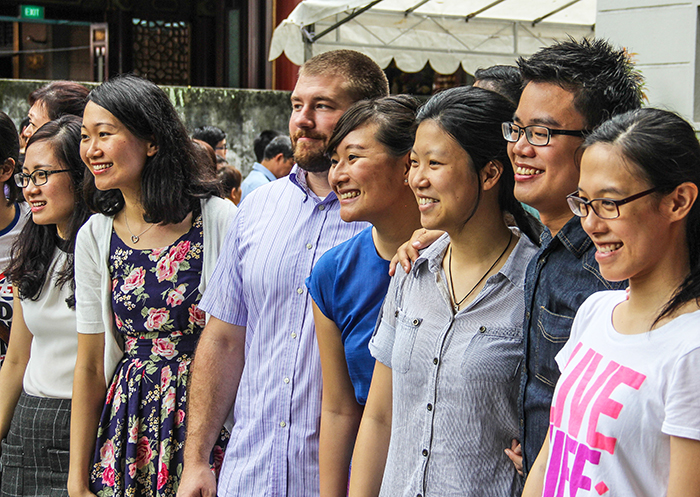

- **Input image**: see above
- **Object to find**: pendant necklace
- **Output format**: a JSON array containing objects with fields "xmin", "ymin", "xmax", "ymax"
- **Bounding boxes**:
[
  {"xmin": 448, "ymin": 231, "xmax": 513, "ymax": 313},
  {"xmin": 124, "ymin": 213, "xmax": 155, "ymax": 244}
]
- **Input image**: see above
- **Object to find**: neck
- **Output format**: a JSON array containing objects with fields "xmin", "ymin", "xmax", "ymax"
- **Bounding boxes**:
[
  {"xmin": 539, "ymin": 209, "xmax": 573, "ymax": 237},
  {"xmin": 371, "ymin": 192, "xmax": 422, "ymax": 261},
  {"xmin": 0, "ymin": 200, "xmax": 15, "ymax": 232},
  {"xmin": 122, "ymin": 194, "xmax": 148, "ymax": 224},
  {"xmin": 305, "ymin": 170, "xmax": 333, "ymax": 198},
  {"xmin": 447, "ymin": 201, "xmax": 513, "ymax": 264}
]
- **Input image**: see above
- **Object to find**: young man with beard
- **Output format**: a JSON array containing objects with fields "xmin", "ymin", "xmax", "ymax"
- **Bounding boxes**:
[{"xmin": 177, "ymin": 50, "xmax": 389, "ymax": 497}]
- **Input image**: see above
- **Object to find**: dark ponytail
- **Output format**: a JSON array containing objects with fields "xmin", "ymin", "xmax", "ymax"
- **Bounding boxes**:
[{"xmin": 416, "ymin": 86, "xmax": 540, "ymax": 245}]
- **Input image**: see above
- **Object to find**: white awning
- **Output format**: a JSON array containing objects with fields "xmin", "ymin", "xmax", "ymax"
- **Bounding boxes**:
[{"xmin": 270, "ymin": 0, "xmax": 596, "ymax": 75}]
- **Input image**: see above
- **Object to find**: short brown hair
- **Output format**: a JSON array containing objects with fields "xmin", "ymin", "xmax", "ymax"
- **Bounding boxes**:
[{"xmin": 299, "ymin": 50, "xmax": 389, "ymax": 102}]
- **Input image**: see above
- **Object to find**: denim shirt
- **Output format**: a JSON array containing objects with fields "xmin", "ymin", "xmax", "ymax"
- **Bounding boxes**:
[{"xmin": 518, "ymin": 216, "xmax": 625, "ymax": 475}]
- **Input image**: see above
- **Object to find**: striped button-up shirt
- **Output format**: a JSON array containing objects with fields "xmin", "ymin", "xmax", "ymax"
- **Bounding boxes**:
[{"xmin": 199, "ymin": 166, "xmax": 368, "ymax": 496}]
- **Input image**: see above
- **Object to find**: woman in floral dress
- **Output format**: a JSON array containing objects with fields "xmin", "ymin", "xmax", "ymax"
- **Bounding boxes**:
[{"xmin": 68, "ymin": 75, "xmax": 235, "ymax": 497}]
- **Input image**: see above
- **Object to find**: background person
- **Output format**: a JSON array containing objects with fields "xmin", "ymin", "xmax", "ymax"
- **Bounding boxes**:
[
  {"xmin": 0, "ymin": 115, "xmax": 90, "ymax": 496},
  {"xmin": 523, "ymin": 108, "xmax": 700, "ymax": 497},
  {"xmin": 349, "ymin": 86, "xmax": 539, "ymax": 497},
  {"xmin": 306, "ymin": 95, "xmax": 420, "ymax": 496},
  {"xmin": 192, "ymin": 125, "xmax": 227, "ymax": 160},
  {"xmin": 240, "ymin": 135, "xmax": 294, "ymax": 200},
  {"xmin": 69, "ymin": 75, "xmax": 235, "ymax": 497},
  {"xmin": 0, "ymin": 113, "xmax": 29, "ymax": 367},
  {"xmin": 217, "ymin": 165, "xmax": 242, "ymax": 205},
  {"xmin": 23, "ymin": 81, "xmax": 89, "ymax": 140}
]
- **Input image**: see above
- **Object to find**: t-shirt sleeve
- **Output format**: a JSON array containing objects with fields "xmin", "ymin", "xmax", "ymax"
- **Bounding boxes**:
[
  {"xmin": 198, "ymin": 205, "xmax": 247, "ymax": 325},
  {"xmin": 662, "ymin": 346, "xmax": 700, "ymax": 441},
  {"xmin": 368, "ymin": 271, "xmax": 403, "ymax": 368},
  {"xmin": 305, "ymin": 248, "xmax": 337, "ymax": 322},
  {"xmin": 75, "ymin": 219, "xmax": 107, "ymax": 335},
  {"xmin": 555, "ymin": 293, "xmax": 602, "ymax": 372}
]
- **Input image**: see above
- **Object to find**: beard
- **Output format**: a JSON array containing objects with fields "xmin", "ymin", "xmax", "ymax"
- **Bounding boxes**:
[{"xmin": 291, "ymin": 130, "xmax": 331, "ymax": 173}]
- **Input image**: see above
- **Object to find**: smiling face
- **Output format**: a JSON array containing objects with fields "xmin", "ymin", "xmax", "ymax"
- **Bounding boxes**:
[
  {"xmin": 508, "ymin": 81, "xmax": 587, "ymax": 231},
  {"xmin": 23, "ymin": 100, "xmax": 51, "ymax": 140},
  {"xmin": 80, "ymin": 101, "xmax": 157, "ymax": 199},
  {"xmin": 22, "ymin": 139, "xmax": 74, "ymax": 238},
  {"xmin": 578, "ymin": 143, "xmax": 672, "ymax": 283},
  {"xmin": 289, "ymin": 74, "xmax": 354, "ymax": 173},
  {"xmin": 329, "ymin": 123, "xmax": 409, "ymax": 224},
  {"xmin": 409, "ymin": 120, "xmax": 480, "ymax": 233}
]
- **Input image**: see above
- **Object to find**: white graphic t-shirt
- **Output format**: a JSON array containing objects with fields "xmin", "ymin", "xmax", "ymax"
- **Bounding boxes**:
[
  {"xmin": 543, "ymin": 290, "xmax": 700, "ymax": 497},
  {"xmin": 0, "ymin": 202, "xmax": 30, "ymax": 364}
]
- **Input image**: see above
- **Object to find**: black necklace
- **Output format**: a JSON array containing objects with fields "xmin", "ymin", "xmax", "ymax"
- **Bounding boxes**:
[{"xmin": 448, "ymin": 231, "xmax": 513, "ymax": 313}]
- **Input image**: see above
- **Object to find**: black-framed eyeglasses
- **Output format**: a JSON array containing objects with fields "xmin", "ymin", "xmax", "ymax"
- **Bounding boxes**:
[
  {"xmin": 14, "ymin": 169, "xmax": 71, "ymax": 188},
  {"xmin": 502, "ymin": 122, "xmax": 586, "ymax": 147},
  {"xmin": 566, "ymin": 187, "xmax": 658, "ymax": 220}
]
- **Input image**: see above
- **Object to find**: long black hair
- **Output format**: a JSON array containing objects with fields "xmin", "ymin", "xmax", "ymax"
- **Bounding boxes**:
[
  {"xmin": 83, "ymin": 74, "xmax": 219, "ymax": 223},
  {"xmin": 582, "ymin": 107, "xmax": 700, "ymax": 322},
  {"xmin": 7, "ymin": 115, "xmax": 91, "ymax": 308},
  {"xmin": 0, "ymin": 112, "xmax": 21, "ymax": 204},
  {"xmin": 415, "ymin": 86, "xmax": 540, "ymax": 245}
]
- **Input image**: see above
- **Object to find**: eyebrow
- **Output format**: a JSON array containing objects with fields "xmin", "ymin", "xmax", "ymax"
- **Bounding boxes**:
[
  {"xmin": 578, "ymin": 186, "xmax": 626, "ymax": 197},
  {"xmin": 512, "ymin": 114, "xmax": 562, "ymax": 127},
  {"xmin": 344, "ymin": 143, "xmax": 369, "ymax": 152}
]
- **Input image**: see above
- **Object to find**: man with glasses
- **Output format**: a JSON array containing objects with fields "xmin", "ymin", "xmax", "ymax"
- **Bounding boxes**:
[{"xmin": 503, "ymin": 38, "xmax": 644, "ymax": 476}]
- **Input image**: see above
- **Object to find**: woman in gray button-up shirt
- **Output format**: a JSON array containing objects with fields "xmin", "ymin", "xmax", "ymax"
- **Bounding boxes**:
[{"xmin": 349, "ymin": 86, "xmax": 540, "ymax": 497}]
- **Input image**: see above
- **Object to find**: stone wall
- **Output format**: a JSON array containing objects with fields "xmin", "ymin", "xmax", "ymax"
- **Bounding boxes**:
[{"xmin": 0, "ymin": 79, "xmax": 292, "ymax": 176}]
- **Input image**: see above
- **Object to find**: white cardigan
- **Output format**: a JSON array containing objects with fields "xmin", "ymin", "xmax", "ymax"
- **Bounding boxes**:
[{"xmin": 75, "ymin": 196, "xmax": 237, "ymax": 384}]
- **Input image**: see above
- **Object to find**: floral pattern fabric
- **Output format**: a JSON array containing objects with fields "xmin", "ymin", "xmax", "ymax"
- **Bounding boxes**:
[{"xmin": 90, "ymin": 216, "xmax": 228, "ymax": 497}]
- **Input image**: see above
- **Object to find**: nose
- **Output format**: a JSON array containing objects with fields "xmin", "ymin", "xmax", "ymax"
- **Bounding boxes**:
[
  {"xmin": 24, "ymin": 176, "xmax": 40, "ymax": 196},
  {"xmin": 291, "ymin": 105, "xmax": 314, "ymax": 131},
  {"xmin": 22, "ymin": 125, "xmax": 34, "ymax": 140},
  {"xmin": 408, "ymin": 162, "xmax": 429, "ymax": 191},
  {"xmin": 581, "ymin": 208, "xmax": 607, "ymax": 237},
  {"xmin": 328, "ymin": 157, "xmax": 348, "ymax": 189},
  {"xmin": 83, "ymin": 137, "xmax": 101, "ymax": 160},
  {"xmin": 510, "ymin": 130, "xmax": 535, "ymax": 157}
]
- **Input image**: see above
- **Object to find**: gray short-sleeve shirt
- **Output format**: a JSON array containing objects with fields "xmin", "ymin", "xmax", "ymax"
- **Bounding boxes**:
[{"xmin": 370, "ymin": 231, "xmax": 538, "ymax": 497}]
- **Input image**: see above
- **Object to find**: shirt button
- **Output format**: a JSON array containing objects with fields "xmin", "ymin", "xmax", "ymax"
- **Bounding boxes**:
[
  {"xmin": 520, "ymin": 418, "xmax": 524, "ymax": 427},
  {"xmin": 433, "ymin": 357, "xmax": 438, "ymax": 365},
  {"xmin": 318, "ymin": 205, "xmax": 325, "ymax": 211},
  {"xmin": 297, "ymin": 287, "xmax": 304, "ymax": 294},
  {"xmin": 426, "ymin": 403, "xmax": 432, "ymax": 411},
  {"xmin": 284, "ymin": 377, "xmax": 290, "ymax": 384},
  {"xmin": 525, "ymin": 311, "xmax": 530, "ymax": 319},
  {"xmin": 479, "ymin": 326, "xmax": 486, "ymax": 333},
  {"xmin": 306, "ymin": 243, "xmax": 313, "ymax": 249},
  {"xmin": 291, "ymin": 332, "xmax": 297, "ymax": 339},
  {"xmin": 417, "ymin": 494, "xmax": 423, "ymax": 497},
  {"xmin": 280, "ymin": 421, "xmax": 287, "ymax": 427},
  {"xmin": 422, "ymin": 449, "xmax": 428, "ymax": 457}
]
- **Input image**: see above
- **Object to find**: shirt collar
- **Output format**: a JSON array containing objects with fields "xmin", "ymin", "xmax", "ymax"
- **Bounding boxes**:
[
  {"xmin": 412, "ymin": 229, "xmax": 531, "ymax": 288},
  {"xmin": 541, "ymin": 215, "xmax": 592, "ymax": 259},
  {"xmin": 289, "ymin": 164, "xmax": 338, "ymax": 204},
  {"xmin": 252, "ymin": 162, "xmax": 277, "ymax": 182}
]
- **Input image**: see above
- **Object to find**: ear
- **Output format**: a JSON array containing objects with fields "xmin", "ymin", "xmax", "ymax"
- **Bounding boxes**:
[
  {"xmin": 146, "ymin": 140, "xmax": 158, "ymax": 157},
  {"xmin": 480, "ymin": 160, "xmax": 504, "ymax": 192},
  {"xmin": 402, "ymin": 152, "xmax": 411, "ymax": 179},
  {"xmin": 274, "ymin": 152, "xmax": 285, "ymax": 163},
  {"xmin": 664, "ymin": 181, "xmax": 698, "ymax": 222},
  {"xmin": 0, "ymin": 158, "xmax": 15, "ymax": 183}
]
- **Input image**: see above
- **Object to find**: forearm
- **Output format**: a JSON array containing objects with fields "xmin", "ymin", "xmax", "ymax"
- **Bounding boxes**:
[
  {"xmin": 68, "ymin": 335, "xmax": 106, "ymax": 496},
  {"xmin": 0, "ymin": 351, "xmax": 28, "ymax": 441},
  {"xmin": 522, "ymin": 434, "xmax": 549, "ymax": 497},
  {"xmin": 183, "ymin": 318, "xmax": 245, "ymax": 465},
  {"xmin": 319, "ymin": 404, "xmax": 363, "ymax": 497}
]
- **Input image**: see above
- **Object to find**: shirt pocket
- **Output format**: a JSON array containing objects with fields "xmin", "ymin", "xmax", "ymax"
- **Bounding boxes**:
[
  {"xmin": 461, "ymin": 326, "xmax": 523, "ymax": 383},
  {"xmin": 534, "ymin": 306, "xmax": 574, "ymax": 388},
  {"xmin": 391, "ymin": 311, "xmax": 422, "ymax": 374}
]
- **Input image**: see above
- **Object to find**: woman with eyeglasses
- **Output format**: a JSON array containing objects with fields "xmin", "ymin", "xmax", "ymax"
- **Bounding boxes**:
[
  {"xmin": 523, "ymin": 108, "xmax": 700, "ymax": 497},
  {"xmin": 349, "ymin": 86, "xmax": 540, "ymax": 497},
  {"xmin": 68, "ymin": 75, "xmax": 234, "ymax": 497},
  {"xmin": 0, "ymin": 115, "xmax": 90, "ymax": 496}
]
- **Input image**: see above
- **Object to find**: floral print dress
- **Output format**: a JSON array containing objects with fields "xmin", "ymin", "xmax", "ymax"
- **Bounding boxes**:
[{"xmin": 90, "ymin": 215, "xmax": 228, "ymax": 497}]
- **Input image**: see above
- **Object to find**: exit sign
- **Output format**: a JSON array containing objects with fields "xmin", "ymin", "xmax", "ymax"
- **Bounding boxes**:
[{"xmin": 20, "ymin": 5, "xmax": 45, "ymax": 20}]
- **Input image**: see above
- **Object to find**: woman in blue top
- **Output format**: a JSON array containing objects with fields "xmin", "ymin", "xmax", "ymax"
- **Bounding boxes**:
[{"xmin": 306, "ymin": 95, "xmax": 421, "ymax": 496}]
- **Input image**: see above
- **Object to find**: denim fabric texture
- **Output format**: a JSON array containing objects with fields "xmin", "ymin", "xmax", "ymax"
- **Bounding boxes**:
[{"xmin": 518, "ymin": 216, "xmax": 625, "ymax": 475}]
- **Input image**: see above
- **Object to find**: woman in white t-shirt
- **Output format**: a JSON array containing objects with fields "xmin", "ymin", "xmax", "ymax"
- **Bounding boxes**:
[
  {"xmin": 523, "ymin": 108, "xmax": 700, "ymax": 497},
  {"xmin": 0, "ymin": 115, "xmax": 91, "ymax": 496}
]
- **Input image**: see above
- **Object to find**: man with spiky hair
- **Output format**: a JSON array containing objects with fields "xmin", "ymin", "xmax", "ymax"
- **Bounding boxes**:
[
  {"xmin": 504, "ymin": 38, "xmax": 644, "ymax": 475},
  {"xmin": 178, "ymin": 49, "xmax": 389, "ymax": 497}
]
